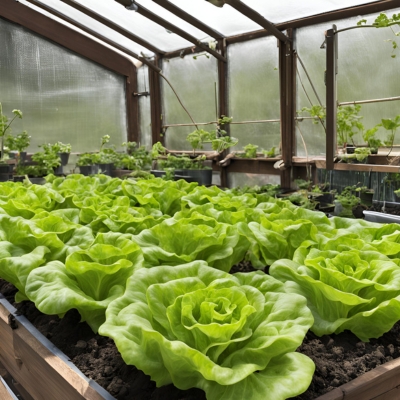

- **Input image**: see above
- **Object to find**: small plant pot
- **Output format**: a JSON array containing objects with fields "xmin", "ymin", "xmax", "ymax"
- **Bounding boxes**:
[
  {"xmin": 58, "ymin": 152, "xmax": 70, "ymax": 166},
  {"xmin": 150, "ymin": 169, "xmax": 166, "ymax": 178},
  {"xmin": 360, "ymin": 191, "xmax": 374, "ymax": 207},
  {"xmin": 96, "ymin": 163, "xmax": 114, "ymax": 176},
  {"xmin": 79, "ymin": 165, "xmax": 98, "ymax": 176},
  {"xmin": 28, "ymin": 177, "xmax": 46, "ymax": 185},
  {"xmin": 180, "ymin": 169, "xmax": 213, "ymax": 186},
  {"xmin": 0, "ymin": 164, "xmax": 13, "ymax": 182},
  {"xmin": 53, "ymin": 165, "xmax": 64, "ymax": 175},
  {"xmin": 346, "ymin": 146, "xmax": 356, "ymax": 154}
]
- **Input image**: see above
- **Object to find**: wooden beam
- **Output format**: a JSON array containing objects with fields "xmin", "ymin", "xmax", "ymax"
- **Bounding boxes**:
[
  {"xmin": 59, "ymin": 0, "xmax": 164, "ymax": 55},
  {"xmin": 24, "ymin": 0, "xmax": 162, "ymax": 73},
  {"xmin": 325, "ymin": 26, "xmax": 337, "ymax": 171},
  {"xmin": 279, "ymin": 29, "xmax": 296, "ymax": 189},
  {"xmin": 167, "ymin": 0, "xmax": 399, "ymax": 56},
  {"xmin": 151, "ymin": 0, "xmax": 224, "ymax": 40},
  {"xmin": 217, "ymin": 38, "xmax": 229, "ymax": 187},
  {"xmin": 149, "ymin": 56, "xmax": 164, "ymax": 146},
  {"xmin": 114, "ymin": 0, "xmax": 227, "ymax": 62},
  {"xmin": 126, "ymin": 65, "xmax": 139, "ymax": 143},
  {"xmin": 226, "ymin": 0, "xmax": 290, "ymax": 43}
]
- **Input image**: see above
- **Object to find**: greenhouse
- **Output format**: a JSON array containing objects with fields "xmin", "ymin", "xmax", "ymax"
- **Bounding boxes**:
[{"xmin": 1, "ymin": 0, "xmax": 400, "ymax": 399}]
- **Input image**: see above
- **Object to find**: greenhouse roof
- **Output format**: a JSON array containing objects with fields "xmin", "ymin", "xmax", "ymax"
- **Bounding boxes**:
[{"xmin": 17, "ymin": 0, "xmax": 385, "ymax": 60}]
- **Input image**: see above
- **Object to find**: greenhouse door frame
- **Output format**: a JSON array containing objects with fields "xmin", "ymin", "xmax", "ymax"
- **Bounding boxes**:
[{"xmin": 0, "ymin": 0, "xmax": 139, "ymax": 143}]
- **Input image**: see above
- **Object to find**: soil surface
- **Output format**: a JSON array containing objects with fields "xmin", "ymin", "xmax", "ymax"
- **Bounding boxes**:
[{"xmin": 1, "ymin": 270, "xmax": 400, "ymax": 400}]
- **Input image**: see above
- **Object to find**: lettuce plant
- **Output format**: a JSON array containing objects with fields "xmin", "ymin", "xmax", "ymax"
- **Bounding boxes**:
[
  {"xmin": 99, "ymin": 261, "xmax": 315, "ymax": 400},
  {"xmin": 25, "ymin": 232, "xmax": 144, "ymax": 332},
  {"xmin": 131, "ymin": 216, "xmax": 249, "ymax": 271},
  {"xmin": 270, "ymin": 247, "xmax": 400, "ymax": 341}
]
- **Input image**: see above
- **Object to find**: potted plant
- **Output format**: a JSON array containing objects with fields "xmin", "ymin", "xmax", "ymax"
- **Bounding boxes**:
[
  {"xmin": 380, "ymin": 114, "xmax": 400, "ymax": 156},
  {"xmin": 262, "ymin": 146, "xmax": 279, "ymax": 158},
  {"xmin": 334, "ymin": 186, "xmax": 363, "ymax": 218},
  {"xmin": 119, "ymin": 142, "xmax": 151, "ymax": 172},
  {"xmin": 152, "ymin": 142, "xmax": 213, "ymax": 185},
  {"xmin": 51, "ymin": 141, "xmax": 71, "ymax": 166},
  {"xmin": 4, "ymin": 130, "xmax": 30, "ymax": 163},
  {"xmin": 0, "ymin": 103, "xmax": 23, "ymax": 181},
  {"xmin": 76, "ymin": 153, "xmax": 99, "ymax": 176},
  {"xmin": 96, "ymin": 135, "xmax": 119, "ymax": 176},
  {"xmin": 355, "ymin": 185, "xmax": 374, "ymax": 207},
  {"xmin": 240, "ymin": 143, "xmax": 259, "ymax": 158},
  {"xmin": 362, "ymin": 125, "xmax": 382, "ymax": 154},
  {"xmin": 32, "ymin": 144, "xmax": 63, "ymax": 176}
]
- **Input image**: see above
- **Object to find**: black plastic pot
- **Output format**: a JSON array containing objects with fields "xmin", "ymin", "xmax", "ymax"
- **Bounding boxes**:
[
  {"xmin": 58, "ymin": 152, "xmax": 70, "ymax": 166},
  {"xmin": 360, "ymin": 191, "xmax": 374, "ymax": 207},
  {"xmin": 0, "ymin": 164, "xmax": 13, "ymax": 182},
  {"xmin": 53, "ymin": 165, "xmax": 64, "ymax": 175},
  {"xmin": 179, "ymin": 169, "xmax": 213, "ymax": 186},
  {"xmin": 79, "ymin": 165, "xmax": 99, "ymax": 176},
  {"xmin": 96, "ymin": 163, "xmax": 114, "ymax": 176}
]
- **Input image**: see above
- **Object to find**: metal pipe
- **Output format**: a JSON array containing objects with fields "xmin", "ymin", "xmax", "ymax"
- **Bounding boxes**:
[{"xmin": 339, "ymin": 96, "xmax": 400, "ymax": 106}]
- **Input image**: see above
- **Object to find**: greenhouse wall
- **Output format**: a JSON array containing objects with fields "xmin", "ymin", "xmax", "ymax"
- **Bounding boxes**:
[
  {"xmin": 295, "ymin": 7, "xmax": 400, "ymax": 157},
  {"xmin": 161, "ymin": 55, "xmax": 218, "ymax": 151},
  {"xmin": 228, "ymin": 36, "xmax": 281, "ymax": 154},
  {"xmin": 0, "ymin": 17, "xmax": 128, "ymax": 156}
]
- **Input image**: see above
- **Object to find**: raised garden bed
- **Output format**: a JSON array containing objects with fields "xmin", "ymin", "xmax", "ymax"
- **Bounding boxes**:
[{"xmin": 2, "ymin": 271, "xmax": 400, "ymax": 400}]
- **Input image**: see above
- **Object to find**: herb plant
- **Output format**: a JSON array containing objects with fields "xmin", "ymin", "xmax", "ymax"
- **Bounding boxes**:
[
  {"xmin": 5, "ymin": 131, "xmax": 31, "ymax": 153},
  {"xmin": 0, "ymin": 103, "xmax": 23, "ymax": 162}
]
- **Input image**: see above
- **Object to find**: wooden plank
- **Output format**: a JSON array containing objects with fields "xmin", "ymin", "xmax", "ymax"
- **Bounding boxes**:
[
  {"xmin": 373, "ymin": 386, "xmax": 400, "ymax": 400},
  {"xmin": 0, "ymin": 377, "xmax": 16, "ymax": 400},
  {"xmin": 316, "ymin": 357, "xmax": 400, "ymax": 400},
  {"xmin": 0, "ymin": 302, "xmax": 112, "ymax": 400}
]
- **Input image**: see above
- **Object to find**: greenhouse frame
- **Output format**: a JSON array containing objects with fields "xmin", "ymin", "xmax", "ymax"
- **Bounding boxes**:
[{"xmin": 1, "ymin": 1, "xmax": 400, "ymax": 400}]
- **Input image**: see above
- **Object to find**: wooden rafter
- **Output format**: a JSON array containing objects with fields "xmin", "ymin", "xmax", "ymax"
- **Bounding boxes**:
[
  {"xmin": 114, "ymin": 0, "xmax": 227, "ymax": 62},
  {"xmin": 151, "ymin": 0, "xmax": 224, "ymax": 40},
  {"xmin": 225, "ymin": 0, "xmax": 290, "ymax": 43},
  {"xmin": 59, "ymin": 0, "xmax": 164, "ymax": 55},
  {"xmin": 25, "ymin": 0, "xmax": 162, "ymax": 73}
]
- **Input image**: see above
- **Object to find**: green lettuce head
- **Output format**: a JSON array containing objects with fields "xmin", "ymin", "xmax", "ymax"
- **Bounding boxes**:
[
  {"xmin": 99, "ymin": 262, "xmax": 314, "ymax": 400},
  {"xmin": 270, "ymin": 247, "xmax": 400, "ymax": 341}
]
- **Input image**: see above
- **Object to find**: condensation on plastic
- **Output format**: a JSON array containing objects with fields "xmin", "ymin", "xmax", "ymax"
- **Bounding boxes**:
[
  {"xmin": 227, "ymin": 172, "xmax": 281, "ymax": 188},
  {"xmin": 295, "ymin": 19, "xmax": 327, "ymax": 157},
  {"xmin": 295, "ymin": 7, "xmax": 400, "ymax": 155},
  {"xmin": 161, "ymin": 55, "xmax": 219, "ymax": 150},
  {"xmin": 18, "ymin": 0, "xmax": 380, "ymax": 54},
  {"xmin": 337, "ymin": 8, "xmax": 400, "ymax": 146},
  {"xmin": 0, "ymin": 18, "xmax": 127, "ymax": 153},
  {"xmin": 137, "ymin": 65, "xmax": 152, "ymax": 149},
  {"xmin": 228, "ymin": 36, "xmax": 280, "ymax": 152}
]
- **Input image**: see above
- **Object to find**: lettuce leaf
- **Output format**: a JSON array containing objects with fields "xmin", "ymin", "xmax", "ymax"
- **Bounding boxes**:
[{"xmin": 99, "ymin": 262, "xmax": 314, "ymax": 400}]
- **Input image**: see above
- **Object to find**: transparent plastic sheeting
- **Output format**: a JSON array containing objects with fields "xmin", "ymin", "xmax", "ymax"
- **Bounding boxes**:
[
  {"xmin": 138, "ymin": 65, "xmax": 152, "ymax": 149},
  {"xmin": 162, "ymin": 55, "xmax": 219, "ymax": 151},
  {"xmin": 228, "ymin": 172, "xmax": 281, "ymax": 188},
  {"xmin": 0, "ymin": 17, "xmax": 127, "ymax": 153},
  {"xmin": 295, "ymin": 7, "xmax": 400, "ymax": 156},
  {"xmin": 18, "ymin": 0, "xmax": 380, "ymax": 54},
  {"xmin": 228, "ymin": 35, "xmax": 280, "ymax": 152}
]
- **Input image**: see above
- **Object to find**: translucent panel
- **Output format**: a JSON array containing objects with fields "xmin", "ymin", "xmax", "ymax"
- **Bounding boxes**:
[
  {"xmin": 337, "ymin": 8, "xmax": 400, "ymax": 146},
  {"xmin": 162, "ymin": 56, "xmax": 219, "ymax": 150},
  {"xmin": 228, "ymin": 36, "xmax": 280, "ymax": 152},
  {"xmin": 137, "ymin": 66, "xmax": 152, "ymax": 149},
  {"xmin": 296, "ymin": 21, "xmax": 328, "ymax": 157},
  {"xmin": 295, "ymin": 7, "xmax": 400, "ymax": 155},
  {"xmin": 242, "ymin": 0, "xmax": 380, "ymax": 24},
  {"xmin": 18, "ymin": 0, "xmax": 155, "ymax": 57},
  {"xmin": 167, "ymin": 0, "xmax": 259, "ymax": 36},
  {"xmin": 0, "ymin": 18, "xmax": 127, "ymax": 153},
  {"xmin": 228, "ymin": 173, "xmax": 281, "ymax": 188}
]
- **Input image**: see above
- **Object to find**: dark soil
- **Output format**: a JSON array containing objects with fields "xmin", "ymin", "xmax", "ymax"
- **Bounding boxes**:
[{"xmin": 1, "ymin": 270, "xmax": 400, "ymax": 400}]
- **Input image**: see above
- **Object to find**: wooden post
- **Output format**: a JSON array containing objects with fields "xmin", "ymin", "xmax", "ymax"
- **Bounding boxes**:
[
  {"xmin": 279, "ymin": 29, "xmax": 295, "ymax": 189},
  {"xmin": 326, "ymin": 25, "xmax": 338, "ymax": 170},
  {"xmin": 149, "ymin": 56, "xmax": 163, "ymax": 146}
]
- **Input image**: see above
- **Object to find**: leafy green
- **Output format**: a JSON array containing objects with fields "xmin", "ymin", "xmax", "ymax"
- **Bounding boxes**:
[
  {"xmin": 270, "ymin": 247, "xmax": 400, "ymax": 341},
  {"xmin": 99, "ymin": 262, "xmax": 314, "ymax": 400},
  {"xmin": 25, "ymin": 232, "xmax": 143, "ymax": 332}
]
